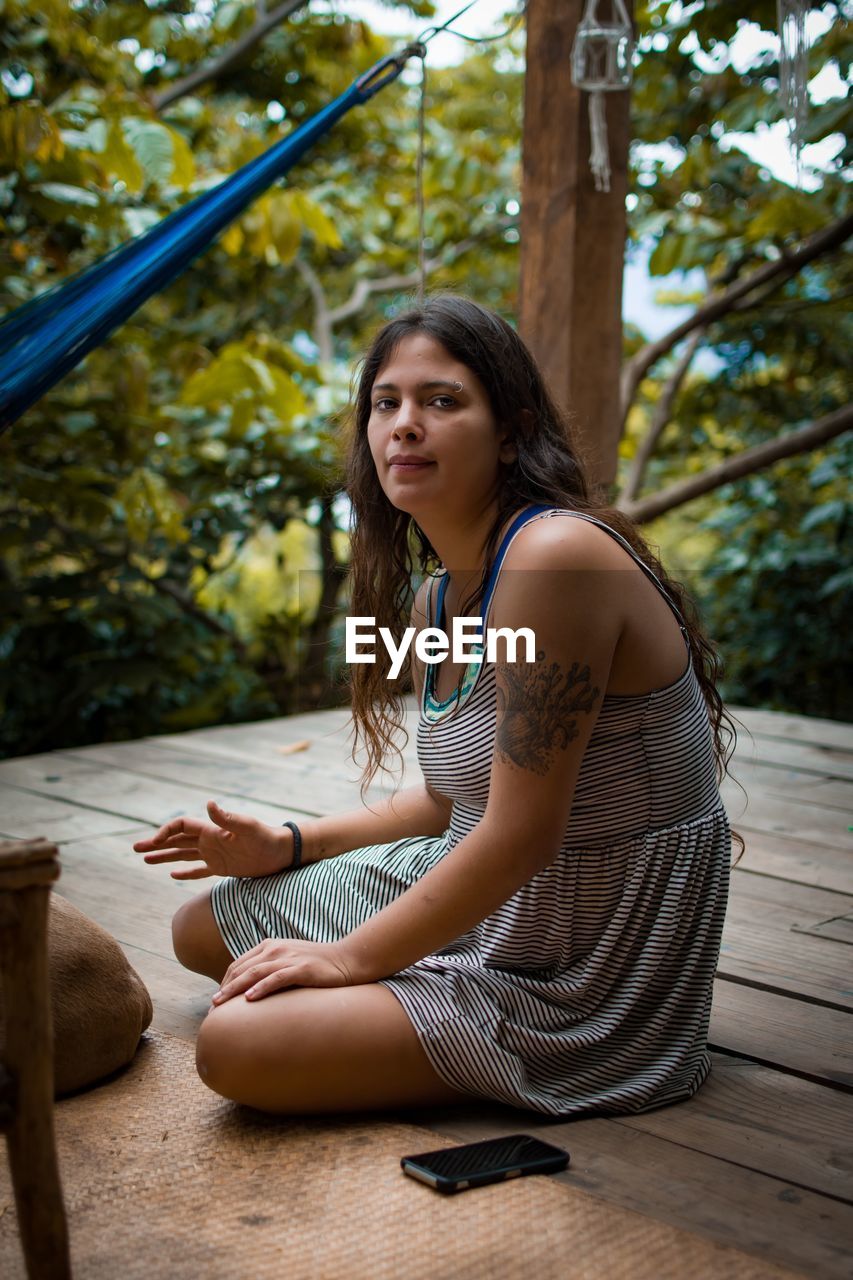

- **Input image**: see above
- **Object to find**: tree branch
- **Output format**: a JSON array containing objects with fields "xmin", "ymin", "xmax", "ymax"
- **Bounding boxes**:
[
  {"xmin": 325, "ymin": 217, "xmax": 516, "ymax": 328},
  {"xmin": 150, "ymin": 0, "xmax": 309, "ymax": 112},
  {"xmin": 294, "ymin": 258, "xmax": 333, "ymax": 362},
  {"xmin": 298, "ymin": 496, "xmax": 347, "ymax": 703},
  {"xmin": 150, "ymin": 576, "xmax": 250, "ymax": 660},
  {"xmin": 620, "ymin": 213, "xmax": 853, "ymax": 426},
  {"xmin": 619, "ymin": 327, "xmax": 705, "ymax": 506},
  {"xmin": 621, "ymin": 403, "xmax": 853, "ymax": 525},
  {"xmin": 729, "ymin": 283, "xmax": 853, "ymax": 315}
]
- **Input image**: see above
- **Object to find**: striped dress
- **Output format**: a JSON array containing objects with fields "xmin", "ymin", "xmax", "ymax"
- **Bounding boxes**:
[{"xmin": 211, "ymin": 508, "xmax": 731, "ymax": 1118}]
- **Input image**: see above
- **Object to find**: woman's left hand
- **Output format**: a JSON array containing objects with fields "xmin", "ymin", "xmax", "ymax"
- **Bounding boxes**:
[{"xmin": 212, "ymin": 939, "xmax": 355, "ymax": 1004}]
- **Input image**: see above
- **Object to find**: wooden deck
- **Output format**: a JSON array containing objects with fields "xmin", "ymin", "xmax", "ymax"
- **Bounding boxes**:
[{"xmin": 2, "ymin": 702, "xmax": 852, "ymax": 1278}]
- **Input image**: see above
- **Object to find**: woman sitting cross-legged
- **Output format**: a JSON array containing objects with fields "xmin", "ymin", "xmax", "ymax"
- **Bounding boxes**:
[{"xmin": 136, "ymin": 294, "xmax": 733, "ymax": 1118}]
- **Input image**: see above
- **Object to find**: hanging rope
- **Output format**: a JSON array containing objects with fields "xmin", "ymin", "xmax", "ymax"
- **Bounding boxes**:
[
  {"xmin": 418, "ymin": 1, "xmax": 526, "ymax": 46},
  {"xmin": 410, "ymin": 0, "xmax": 525, "ymax": 302},
  {"xmin": 416, "ymin": 52, "xmax": 428, "ymax": 306}
]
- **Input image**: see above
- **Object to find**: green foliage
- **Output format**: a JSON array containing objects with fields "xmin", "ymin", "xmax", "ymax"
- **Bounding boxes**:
[
  {"xmin": 621, "ymin": 1, "xmax": 851, "ymax": 719},
  {"xmin": 685, "ymin": 442, "xmax": 852, "ymax": 721},
  {"xmin": 631, "ymin": 0, "xmax": 849, "ymax": 276},
  {"xmin": 0, "ymin": 0, "xmax": 849, "ymax": 754}
]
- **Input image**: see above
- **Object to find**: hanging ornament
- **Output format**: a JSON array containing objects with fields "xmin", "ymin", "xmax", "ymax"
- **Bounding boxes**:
[
  {"xmin": 570, "ymin": 0, "xmax": 634, "ymax": 194},
  {"xmin": 777, "ymin": 0, "xmax": 810, "ymax": 185}
]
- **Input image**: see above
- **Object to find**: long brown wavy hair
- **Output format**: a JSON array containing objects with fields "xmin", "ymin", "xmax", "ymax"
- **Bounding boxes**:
[{"xmin": 344, "ymin": 295, "xmax": 739, "ymax": 835}]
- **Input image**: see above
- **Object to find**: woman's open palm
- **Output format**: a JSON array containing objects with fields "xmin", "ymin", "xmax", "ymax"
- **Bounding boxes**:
[{"xmin": 134, "ymin": 800, "xmax": 290, "ymax": 880}]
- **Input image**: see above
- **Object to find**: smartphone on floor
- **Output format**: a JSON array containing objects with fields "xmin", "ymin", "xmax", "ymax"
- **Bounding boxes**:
[{"xmin": 400, "ymin": 1133, "xmax": 570, "ymax": 1195}]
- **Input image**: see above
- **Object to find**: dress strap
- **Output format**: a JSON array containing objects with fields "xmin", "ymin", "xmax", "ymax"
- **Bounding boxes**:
[
  {"xmin": 425, "ymin": 575, "xmax": 434, "ymax": 627},
  {"xmin": 433, "ymin": 503, "xmax": 552, "ymax": 629},
  {"xmin": 431, "ymin": 504, "xmax": 687, "ymax": 641},
  {"xmin": 538, "ymin": 508, "xmax": 690, "ymax": 641}
]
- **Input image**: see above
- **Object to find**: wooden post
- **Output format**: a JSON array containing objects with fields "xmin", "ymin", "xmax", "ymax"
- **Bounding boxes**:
[
  {"xmin": 519, "ymin": 0, "xmax": 632, "ymax": 489},
  {"xmin": 0, "ymin": 838, "xmax": 71, "ymax": 1280}
]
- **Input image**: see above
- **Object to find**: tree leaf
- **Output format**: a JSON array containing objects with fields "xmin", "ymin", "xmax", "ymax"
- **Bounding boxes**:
[
  {"xmin": 268, "ymin": 192, "xmax": 303, "ymax": 263},
  {"xmin": 291, "ymin": 189, "xmax": 343, "ymax": 250},
  {"xmin": 121, "ymin": 118, "xmax": 189, "ymax": 188},
  {"xmin": 105, "ymin": 118, "xmax": 145, "ymax": 192},
  {"xmin": 31, "ymin": 181, "xmax": 100, "ymax": 207}
]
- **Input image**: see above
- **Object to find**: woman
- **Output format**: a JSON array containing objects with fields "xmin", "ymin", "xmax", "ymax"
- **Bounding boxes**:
[{"xmin": 136, "ymin": 295, "xmax": 732, "ymax": 1117}]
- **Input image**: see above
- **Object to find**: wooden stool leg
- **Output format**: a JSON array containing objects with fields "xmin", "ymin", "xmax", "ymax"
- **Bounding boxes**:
[{"xmin": 0, "ymin": 841, "xmax": 71, "ymax": 1280}]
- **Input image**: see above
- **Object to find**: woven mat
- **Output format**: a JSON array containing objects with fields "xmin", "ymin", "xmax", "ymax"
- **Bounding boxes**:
[{"xmin": 1, "ymin": 1031, "xmax": 799, "ymax": 1280}]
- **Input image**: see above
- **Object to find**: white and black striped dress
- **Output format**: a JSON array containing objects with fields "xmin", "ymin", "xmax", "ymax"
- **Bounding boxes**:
[{"xmin": 211, "ymin": 508, "xmax": 731, "ymax": 1117}]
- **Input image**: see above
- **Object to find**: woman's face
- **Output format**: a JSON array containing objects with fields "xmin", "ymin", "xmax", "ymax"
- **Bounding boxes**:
[{"xmin": 366, "ymin": 332, "xmax": 514, "ymax": 524}]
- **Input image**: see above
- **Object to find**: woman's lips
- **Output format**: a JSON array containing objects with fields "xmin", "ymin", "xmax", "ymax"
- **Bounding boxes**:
[{"xmin": 388, "ymin": 456, "xmax": 435, "ymax": 471}]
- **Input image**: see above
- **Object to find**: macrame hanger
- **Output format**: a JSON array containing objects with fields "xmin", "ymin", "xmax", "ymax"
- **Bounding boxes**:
[
  {"xmin": 570, "ymin": 0, "xmax": 634, "ymax": 194},
  {"xmin": 777, "ymin": 0, "xmax": 810, "ymax": 187}
]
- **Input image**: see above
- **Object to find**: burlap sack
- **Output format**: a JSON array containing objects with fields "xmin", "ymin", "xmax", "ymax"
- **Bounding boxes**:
[{"xmin": 0, "ymin": 893, "xmax": 153, "ymax": 1095}]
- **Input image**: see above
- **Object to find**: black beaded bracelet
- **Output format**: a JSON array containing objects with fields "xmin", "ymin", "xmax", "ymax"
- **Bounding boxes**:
[{"xmin": 282, "ymin": 820, "xmax": 302, "ymax": 871}]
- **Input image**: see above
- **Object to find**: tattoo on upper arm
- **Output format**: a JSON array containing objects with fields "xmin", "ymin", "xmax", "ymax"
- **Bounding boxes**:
[{"xmin": 495, "ymin": 650, "xmax": 601, "ymax": 776}]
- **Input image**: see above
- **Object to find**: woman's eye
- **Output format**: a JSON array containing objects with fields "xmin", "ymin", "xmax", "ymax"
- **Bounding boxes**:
[
  {"xmin": 431, "ymin": 395, "xmax": 456, "ymax": 409},
  {"xmin": 372, "ymin": 398, "xmax": 396, "ymax": 411}
]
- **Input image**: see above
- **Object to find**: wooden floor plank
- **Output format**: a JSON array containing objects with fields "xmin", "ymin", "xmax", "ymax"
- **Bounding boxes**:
[
  {"xmin": 731, "ymin": 734, "xmax": 853, "ymax": 782},
  {"xmin": 720, "ymin": 918, "xmax": 853, "ymax": 1010},
  {"xmin": 150, "ymin": 700, "xmax": 420, "ymax": 771},
  {"xmin": 718, "ymin": 871, "xmax": 853, "ymax": 1008},
  {"xmin": 736, "ymin": 827, "xmax": 853, "ymax": 896},
  {"xmin": 0, "ymin": 763, "xmax": 307, "ymax": 832},
  {"xmin": 0, "ymin": 781, "xmax": 147, "ymax": 842},
  {"xmin": 57, "ymin": 739, "xmax": 387, "ymax": 816},
  {"xmin": 154, "ymin": 710, "xmax": 354, "ymax": 759},
  {"xmin": 9, "ymin": 697, "xmax": 850, "ymax": 1280},
  {"xmin": 116, "ymin": 942, "xmax": 211, "ymax": 1043},
  {"xmin": 721, "ymin": 781, "xmax": 853, "ymax": 851},
  {"xmin": 54, "ymin": 834, "xmax": 199, "ymax": 959},
  {"xmin": 709, "ymin": 980, "xmax": 853, "ymax": 1088},
  {"xmin": 415, "ymin": 1108, "xmax": 853, "ymax": 1280},
  {"xmin": 729, "ymin": 870, "xmax": 853, "ymax": 921},
  {"xmin": 730, "ymin": 705, "xmax": 853, "ymax": 753},
  {"xmin": 731, "ymin": 759, "xmax": 853, "ymax": 811},
  {"xmin": 619, "ymin": 1054, "xmax": 852, "ymax": 1203},
  {"xmin": 794, "ymin": 912, "xmax": 853, "ymax": 945},
  {"xmin": 61, "ymin": 736, "xmax": 363, "ymax": 787}
]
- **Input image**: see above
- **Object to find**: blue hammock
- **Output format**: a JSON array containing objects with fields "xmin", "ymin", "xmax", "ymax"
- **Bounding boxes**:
[{"xmin": 0, "ymin": 46, "xmax": 423, "ymax": 433}]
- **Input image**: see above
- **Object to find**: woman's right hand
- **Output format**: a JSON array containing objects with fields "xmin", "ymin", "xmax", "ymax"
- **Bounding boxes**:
[{"xmin": 134, "ymin": 800, "xmax": 293, "ymax": 880}]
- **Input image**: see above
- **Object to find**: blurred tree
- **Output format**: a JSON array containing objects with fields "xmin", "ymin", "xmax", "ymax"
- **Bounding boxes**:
[
  {"xmin": 610, "ymin": 1, "xmax": 852, "ymax": 719},
  {"xmin": 615, "ymin": 0, "xmax": 852, "ymax": 512},
  {"xmin": 0, "ymin": 0, "xmax": 849, "ymax": 754},
  {"xmin": 0, "ymin": 0, "xmax": 521, "ymax": 754}
]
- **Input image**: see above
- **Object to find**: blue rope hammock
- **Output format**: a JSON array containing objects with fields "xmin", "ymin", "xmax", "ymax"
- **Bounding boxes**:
[{"xmin": 0, "ymin": 45, "xmax": 424, "ymax": 434}]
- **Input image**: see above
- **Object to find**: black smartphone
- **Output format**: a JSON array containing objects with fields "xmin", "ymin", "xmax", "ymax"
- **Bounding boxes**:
[{"xmin": 400, "ymin": 1133, "xmax": 570, "ymax": 1195}]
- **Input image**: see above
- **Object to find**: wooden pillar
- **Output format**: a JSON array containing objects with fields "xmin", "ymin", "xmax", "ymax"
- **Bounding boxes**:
[
  {"xmin": 519, "ymin": 0, "xmax": 632, "ymax": 489},
  {"xmin": 0, "ymin": 838, "xmax": 71, "ymax": 1280}
]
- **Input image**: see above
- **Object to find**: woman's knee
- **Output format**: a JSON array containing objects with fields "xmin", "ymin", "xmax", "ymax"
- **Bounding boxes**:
[
  {"xmin": 193, "ymin": 986, "xmax": 470, "ymax": 1114},
  {"xmin": 195, "ymin": 999, "xmax": 276, "ymax": 1105},
  {"xmin": 171, "ymin": 891, "xmax": 230, "ymax": 979}
]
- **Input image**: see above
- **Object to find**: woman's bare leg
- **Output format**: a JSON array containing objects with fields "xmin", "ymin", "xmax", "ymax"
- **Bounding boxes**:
[
  {"xmin": 195, "ymin": 982, "xmax": 473, "ymax": 1113},
  {"xmin": 171, "ymin": 891, "xmax": 233, "ymax": 982},
  {"xmin": 174, "ymin": 891, "xmax": 472, "ymax": 1112}
]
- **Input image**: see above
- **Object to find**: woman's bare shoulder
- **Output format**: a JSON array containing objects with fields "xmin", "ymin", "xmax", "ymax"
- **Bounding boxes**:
[{"xmin": 502, "ymin": 511, "xmax": 636, "ymax": 574}]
